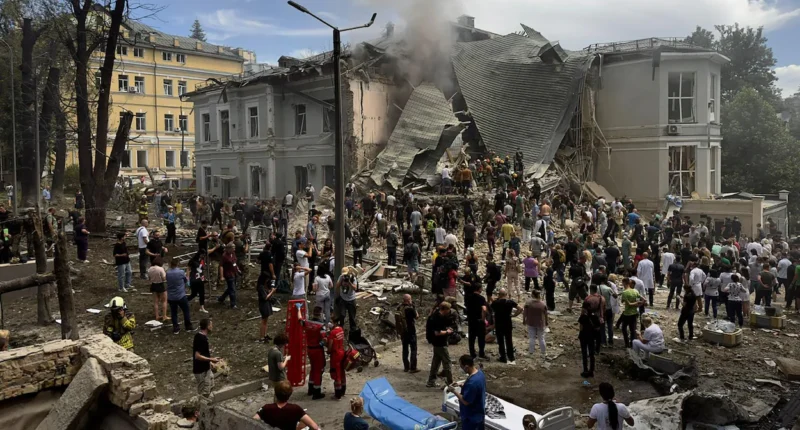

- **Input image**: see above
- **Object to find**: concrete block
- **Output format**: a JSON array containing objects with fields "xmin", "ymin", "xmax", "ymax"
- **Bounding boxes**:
[
  {"xmin": 152, "ymin": 398, "xmax": 171, "ymax": 413},
  {"xmin": 129, "ymin": 401, "xmax": 153, "ymax": 416},
  {"xmin": 777, "ymin": 357, "xmax": 800, "ymax": 381},
  {"xmin": 211, "ymin": 379, "xmax": 268, "ymax": 404},
  {"xmin": 35, "ymin": 357, "xmax": 109, "ymax": 430}
]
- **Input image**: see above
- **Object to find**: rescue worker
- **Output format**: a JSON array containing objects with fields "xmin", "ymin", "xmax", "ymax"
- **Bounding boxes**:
[
  {"xmin": 299, "ymin": 306, "xmax": 327, "ymax": 400},
  {"xmin": 104, "ymin": 296, "xmax": 137, "ymax": 351},
  {"xmin": 328, "ymin": 319, "xmax": 347, "ymax": 399},
  {"xmin": 138, "ymin": 197, "xmax": 149, "ymax": 222}
]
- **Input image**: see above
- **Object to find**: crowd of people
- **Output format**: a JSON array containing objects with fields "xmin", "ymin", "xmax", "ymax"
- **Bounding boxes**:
[{"xmin": 35, "ymin": 151, "xmax": 797, "ymax": 430}]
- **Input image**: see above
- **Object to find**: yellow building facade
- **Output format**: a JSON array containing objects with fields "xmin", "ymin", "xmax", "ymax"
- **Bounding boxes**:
[{"xmin": 67, "ymin": 20, "xmax": 250, "ymax": 183}]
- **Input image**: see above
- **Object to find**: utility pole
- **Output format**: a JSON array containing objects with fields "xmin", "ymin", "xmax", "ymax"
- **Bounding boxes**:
[
  {"xmin": 288, "ymin": 1, "xmax": 376, "ymax": 280},
  {"xmin": 1, "ymin": 39, "xmax": 17, "ymax": 213}
]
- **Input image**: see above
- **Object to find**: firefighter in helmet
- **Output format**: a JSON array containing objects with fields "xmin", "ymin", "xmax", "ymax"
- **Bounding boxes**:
[{"xmin": 104, "ymin": 296, "xmax": 137, "ymax": 350}]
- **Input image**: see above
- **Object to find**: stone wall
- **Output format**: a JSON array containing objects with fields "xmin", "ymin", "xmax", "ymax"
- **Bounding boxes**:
[
  {"xmin": 0, "ymin": 334, "xmax": 178, "ymax": 430},
  {"xmin": 0, "ymin": 339, "xmax": 81, "ymax": 401}
]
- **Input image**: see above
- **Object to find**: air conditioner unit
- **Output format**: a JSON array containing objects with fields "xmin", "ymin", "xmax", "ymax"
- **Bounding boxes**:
[
  {"xmin": 127, "ymin": 87, "xmax": 137, "ymax": 93},
  {"xmin": 667, "ymin": 124, "xmax": 681, "ymax": 135}
]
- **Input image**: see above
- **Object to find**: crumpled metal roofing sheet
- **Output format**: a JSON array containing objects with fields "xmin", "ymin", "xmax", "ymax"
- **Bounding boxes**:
[
  {"xmin": 451, "ymin": 33, "xmax": 594, "ymax": 175},
  {"xmin": 368, "ymin": 83, "xmax": 459, "ymax": 189}
]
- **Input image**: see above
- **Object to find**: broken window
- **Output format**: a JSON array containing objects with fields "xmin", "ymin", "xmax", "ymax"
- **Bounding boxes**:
[
  {"xmin": 202, "ymin": 113, "xmax": 211, "ymax": 142},
  {"xmin": 323, "ymin": 165, "xmax": 335, "ymax": 188},
  {"xmin": 137, "ymin": 150, "xmax": 147, "ymax": 168},
  {"xmin": 165, "ymin": 150, "xmax": 176, "ymax": 168},
  {"xmin": 203, "ymin": 166, "xmax": 212, "ymax": 193},
  {"xmin": 219, "ymin": 110, "xmax": 230, "ymax": 147},
  {"xmin": 178, "ymin": 81, "xmax": 187, "ymax": 96},
  {"xmin": 322, "ymin": 99, "xmax": 335, "ymax": 133},
  {"xmin": 295, "ymin": 104, "xmax": 307, "ymax": 135},
  {"xmin": 179, "ymin": 115, "xmax": 188, "ymax": 132},
  {"xmin": 668, "ymin": 72, "xmax": 695, "ymax": 123},
  {"xmin": 295, "ymin": 165, "xmax": 308, "ymax": 193},
  {"xmin": 668, "ymin": 145, "xmax": 696, "ymax": 197},
  {"xmin": 134, "ymin": 76, "xmax": 145, "ymax": 94},
  {"xmin": 121, "ymin": 150, "xmax": 131, "ymax": 168},
  {"xmin": 248, "ymin": 106, "xmax": 259, "ymax": 138},
  {"xmin": 250, "ymin": 165, "xmax": 261, "ymax": 197}
]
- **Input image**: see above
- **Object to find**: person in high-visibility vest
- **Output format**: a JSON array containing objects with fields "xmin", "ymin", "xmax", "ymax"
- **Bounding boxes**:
[
  {"xmin": 299, "ymin": 306, "xmax": 327, "ymax": 400},
  {"xmin": 104, "ymin": 296, "xmax": 137, "ymax": 350}
]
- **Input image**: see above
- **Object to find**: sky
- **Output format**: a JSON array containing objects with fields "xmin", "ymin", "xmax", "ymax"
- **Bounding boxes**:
[{"xmin": 137, "ymin": 0, "xmax": 800, "ymax": 98}]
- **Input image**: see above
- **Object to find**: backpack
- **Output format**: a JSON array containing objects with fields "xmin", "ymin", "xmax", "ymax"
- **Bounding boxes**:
[
  {"xmin": 425, "ymin": 313, "xmax": 436, "ymax": 344},
  {"xmin": 426, "ymin": 219, "xmax": 436, "ymax": 231},
  {"xmin": 395, "ymin": 306, "xmax": 408, "ymax": 337}
]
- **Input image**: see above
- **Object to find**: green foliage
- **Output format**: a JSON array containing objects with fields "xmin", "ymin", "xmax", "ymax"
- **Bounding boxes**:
[
  {"xmin": 63, "ymin": 164, "xmax": 79, "ymax": 193},
  {"xmin": 685, "ymin": 24, "xmax": 780, "ymax": 107},
  {"xmin": 721, "ymin": 87, "xmax": 800, "ymax": 193},
  {"xmin": 189, "ymin": 19, "xmax": 206, "ymax": 42}
]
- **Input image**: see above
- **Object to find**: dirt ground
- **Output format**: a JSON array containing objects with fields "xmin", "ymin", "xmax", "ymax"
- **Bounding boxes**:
[{"xmin": 3, "ymin": 214, "xmax": 799, "ymax": 427}]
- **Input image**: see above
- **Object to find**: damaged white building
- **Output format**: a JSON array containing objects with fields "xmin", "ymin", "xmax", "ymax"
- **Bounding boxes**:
[{"xmin": 185, "ymin": 17, "xmax": 787, "ymax": 237}]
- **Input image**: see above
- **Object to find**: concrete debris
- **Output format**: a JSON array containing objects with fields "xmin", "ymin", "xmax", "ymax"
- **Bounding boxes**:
[
  {"xmin": 35, "ymin": 357, "xmax": 108, "ymax": 430},
  {"xmin": 626, "ymin": 391, "xmax": 690, "ymax": 430},
  {"xmin": 776, "ymin": 357, "xmax": 800, "ymax": 381}
]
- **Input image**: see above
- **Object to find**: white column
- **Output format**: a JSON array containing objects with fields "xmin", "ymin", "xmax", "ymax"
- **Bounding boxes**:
[{"xmin": 267, "ymin": 156, "xmax": 276, "ymax": 198}]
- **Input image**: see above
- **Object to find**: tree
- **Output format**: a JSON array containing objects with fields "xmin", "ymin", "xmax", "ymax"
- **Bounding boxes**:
[
  {"xmin": 721, "ymin": 87, "xmax": 800, "ymax": 193},
  {"xmin": 189, "ymin": 19, "xmax": 206, "ymax": 41},
  {"xmin": 685, "ymin": 24, "xmax": 780, "ymax": 107},
  {"xmin": 685, "ymin": 26, "xmax": 714, "ymax": 49},
  {"xmin": 56, "ymin": 0, "xmax": 133, "ymax": 232}
]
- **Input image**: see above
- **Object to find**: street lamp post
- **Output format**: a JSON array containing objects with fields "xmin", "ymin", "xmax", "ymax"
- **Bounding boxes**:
[
  {"xmin": 287, "ymin": 1, "xmax": 376, "ymax": 281},
  {"xmin": 1, "ymin": 38, "xmax": 17, "ymax": 214}
]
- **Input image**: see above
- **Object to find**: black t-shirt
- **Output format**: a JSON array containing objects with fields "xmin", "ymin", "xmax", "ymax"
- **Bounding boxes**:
[
  {"xmin": 463, "ymin": 224, "xmax": 477, "ymax": 240},
  {"xmin": 491, "ymin": 298, "xmax": 518, "ymax": 330},
  {"xmin": 258, "ymin": 249, "xmax": 274, "ymax": 276},
  {"xmin": 257, "ymin": 403, "xmax": 306, "ymax": 430},
  {"xmin": 197, "ymin": 227, "xmax": 208, "ymax": 251},
  {"xmin": 113, "ymin": 242, "xmax": 130, "ymax": 265},
  {"xmin": 668, "ymin": 263, "xmax": 685, "ymax": 284},
  {"xmin": 465, "ymin": 293, "xmax": 486, "ymax": 323},
  {"xmin": 404, "ymin": 306, "xmax": 417, "ymax": 335},
  {"xmin": 604, "ymin": 247, "xmax": 620, "ymax": 265},
  {"xmin": 680, "ymin": 248, "xmax": 692, "ymax": 265},
  {"xmin": 146, "ymin": 239, "xmax": 163, "ymax": 257},
  {"xmin": 193, "ymin": 333, "xmax": 210, "ymax": 374}
]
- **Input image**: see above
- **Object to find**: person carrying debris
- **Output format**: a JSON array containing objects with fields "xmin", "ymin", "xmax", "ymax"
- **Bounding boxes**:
[{"xmin": 104, "ymin": 296, "xmax": 136, "ymax": 351}]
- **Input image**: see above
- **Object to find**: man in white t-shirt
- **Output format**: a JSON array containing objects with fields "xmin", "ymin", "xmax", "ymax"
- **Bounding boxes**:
[
  {"xmin": 295, "ymin": 241, "xmax": 310, "ymax": 292},
  {"xmin": 283, "ymin": 191, "xmax": 294, "ymax": 207},
  {"xmin": 689, "ymin": 262, "xmax": 706, "ymax": 311},
  {"xmin": 632, "ymin": 317, "xmax": 664, "ymax": 359},
  {"xmin": 136, "ymin": 220, "xmax": 150, "ymax": 280},
  {"xmin": 440, "ymin": 165, "xmax": 451, "ymax": 194},
  {"xmin": 660, "ymin": 248, "xmax": 675, "ymax": 286}
]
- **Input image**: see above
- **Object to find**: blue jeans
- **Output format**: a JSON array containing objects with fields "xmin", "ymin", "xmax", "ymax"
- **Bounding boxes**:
[
  {"xmin": 169, "ymin": 297, "xmax": 192, "ymax": 330},
  {"xmin": 116, "ymin": 263, "xmax": 132, "ymax": 290},
  {"xmin": 218, "ymin": 278, "xmax": 237, "ymax": 307}
]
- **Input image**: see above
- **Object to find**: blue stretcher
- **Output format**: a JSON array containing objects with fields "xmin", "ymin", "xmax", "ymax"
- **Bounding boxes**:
[{"xmin": 360, "ymin": 377, "xmax": 457, "ymax": 430}]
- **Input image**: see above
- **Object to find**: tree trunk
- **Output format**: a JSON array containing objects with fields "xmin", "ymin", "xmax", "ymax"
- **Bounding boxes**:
[
  {"xmin": 75, "ymin": 0, "xmax": 127, "ymax": 233},
  {"xmin": 0, "ymin": 273, "xmax": 55, "ymax": 294},
  {"xmin": 55, "ymin": 232, "xmax": 78, "ymax": 340},
  {"xmin": 31, "ymin": 211, "xmax": 53, "ymax": 325},
  {"xmin": 39, "ymin": 63, "xmax": 59, "ymax": 202},
  {"xmin": 19, "ymin": 18, "xmax": 39, "ymax": 207},
  {"xmin": 50, "ymin": 105, "xmax": 67, "ymax": 203}
]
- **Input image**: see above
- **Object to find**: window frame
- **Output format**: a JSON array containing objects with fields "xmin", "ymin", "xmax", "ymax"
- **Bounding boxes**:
[
  {"xmin": 134, "ymin": 76, "xmax": 145, "ymax": 94},
  {"xmin": 177, "ymin": 80, "xmax": 187, "ymax": 96},
  {"xmin": 249, "ymin": 164, "xmax": 262, "ymax": 197},
  {"xmin": 162, "ymin": 51, "xmax": 173, "ymax": 61},
  {"xmin": 218, "ymin": 108, "xmax": 231, "ymax": 148},
  {"xmin": 176, "ymin": 53, "xmax": 186, "ymax": 63},
  {"xmin": 322, "ymin": 99, "xmax": 335, "ymax": 133},
  {"xmin": 667, "ymin": 72, "xmax": 696, "ymax": 124},
  {"xmin": 163, "ymin": 79, "xmax": 173, "ymax": 96},
  {"xmin": 135, "ymin": 112, "xmax": 146, "ymax": 131},
  {"xmin": 248, "ymin": 105, "xmax": 259, "ymax": 138},
  {"xmin": 165, "ymin": 150, "xmax": 176, "ymax": 168},
  {"xmin": 178, "ymin": 115, "xmax": 188, "ymax": 133},
  {"xmin": 118, "ymin": 74, "xmax": 129, "ymax": 92},
  {"xmin": 202, "ymin": 165, "xmax": 212, "ymax": 194},
  {"xmin": 295, "ymin": 104, "xmax": 307, "ymax": 135},
  {"xmin": 133, "ymin": 47, "xmax": 144, "ymax": 58},
  {"xmin": 709, "ymin": 74, "xmax": 718, "ymax": 123},
  {"xmin": 164, "ymin": 114, "xmax": 174, "ymax": 132},
  {"xmin": 116, "ymin": 45, "xmax": 128, "ymax": 56},
  {"xmin": 201, "ymin": 112, "xmax": 211, "ymax": 142},
  {"xmin": 136, "ymin": 150, "xmax": 148, "ymax": 168},
  {"xmin": 710, "ymin": 145, "xmax": 718, "ymax": 194},
  {"xmin": 668, "ymin": 145, "xmax": 696, "ymax": 197},
  {"xmin": 180, "ymin": 150, "xmax": 189, "ymax": 168}
]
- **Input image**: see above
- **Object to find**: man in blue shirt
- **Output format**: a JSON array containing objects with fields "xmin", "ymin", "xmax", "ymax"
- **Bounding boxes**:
[
  {"xmin": 626, "ymin": 210, "xmax": 640, "ymax": 230},
  {"xmin": 448, "ymin": 355, "xmax": 486, "ymax": 430}
]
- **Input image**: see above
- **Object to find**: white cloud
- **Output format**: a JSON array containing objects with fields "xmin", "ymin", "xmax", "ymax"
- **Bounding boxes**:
[
  {"xmin": 450, "ymin": 0, "xmax": 800, "ymax": 50},
  {"xmin": 775, "ymin": 65, "xmax": 800, "ymax": 98},
  {"xmin": 317, "ymin": 11, "xmax": 342, "ymax": 22},
  {"xmin": 201, "ymin": 9, "xmax": 331, "ymax": 39}
]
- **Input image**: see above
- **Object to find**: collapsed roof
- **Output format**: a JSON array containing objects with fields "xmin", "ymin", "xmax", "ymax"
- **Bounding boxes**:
[
  {"xmin": 451, "ymin": 31, "xmax": 594, "ymax": 176},
  {"xmin": 355, "ymin": 83, "xmax": 463, "ymax": 190}
]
